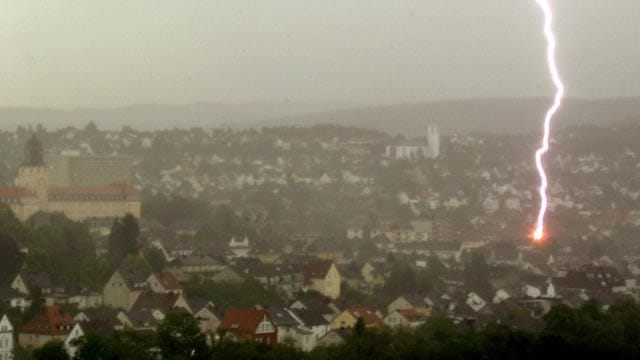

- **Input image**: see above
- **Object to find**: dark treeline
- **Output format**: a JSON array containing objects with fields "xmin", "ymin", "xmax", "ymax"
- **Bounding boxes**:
[{"xmin": 36, "ymin": 299, "xmax": 640, "ymax": 360}]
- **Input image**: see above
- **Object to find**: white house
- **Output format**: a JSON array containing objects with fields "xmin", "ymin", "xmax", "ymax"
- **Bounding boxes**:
[
  {"xmin": 229, "ymin": 237, "xmax": 251, "ymax": 258},
  {"xmin": 64, "ymin": 323, "xmax": 84, "ymax": 358},
  {"xmin": 383, "ymin": 309, "xmax": 429, "ymax": 328},
  {"xmin": 0, "ymin": 315, "xmax": 14, "ymax": 360}
]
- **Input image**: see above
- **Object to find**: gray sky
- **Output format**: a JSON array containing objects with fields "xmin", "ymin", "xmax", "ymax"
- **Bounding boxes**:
[{"xmin": 1, "ymin": 0, "xmax": 639, "ymax": 108}]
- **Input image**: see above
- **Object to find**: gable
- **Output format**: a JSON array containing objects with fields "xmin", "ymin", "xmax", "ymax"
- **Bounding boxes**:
[{"xmin": 0, "ymin": 315, "xmax": 13, "ymax": 332}]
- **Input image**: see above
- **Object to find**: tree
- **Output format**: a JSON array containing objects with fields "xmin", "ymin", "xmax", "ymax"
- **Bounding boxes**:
[
  {"xmin": 108, "ymin": 214, "xmax": 140, "ymax": 267},
  {"xmin": 25, "ymin": 213, "xmax": 95, "ymax": 283},
  {"xmin": 0, "ymin": 232, "xmax": 24, "ymax": 285},
  {"xmin": 157, "ymin": 312, "xmax": 210, "ymax": 360},
  {"xmin": 73, "ymin": 334, "xmax": 117, "ymax": 360},
  {"xmin": 143, "ymin": 247, "xmax": 166, "ymax": 273},
  {"xmin": 0, "ymin": 203, "xmax": 29, "ymax": 245},
  {"xmin": 110, "ymin": 329, "xmax": 156, "ymax": 360},
  {"xmin": 32, "ymin": 340, "xmax": 69, "ymax": 360}
]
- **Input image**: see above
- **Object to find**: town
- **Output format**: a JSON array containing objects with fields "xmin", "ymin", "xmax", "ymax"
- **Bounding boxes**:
[{"xmin": 0, "ymin": 118, "xmax": 639, "ymax": 358}]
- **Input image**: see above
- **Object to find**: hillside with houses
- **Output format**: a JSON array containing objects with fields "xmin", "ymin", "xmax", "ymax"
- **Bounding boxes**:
[{"xmin": 1, "ymin": 120, "xmax": 640, "ymax": 357}]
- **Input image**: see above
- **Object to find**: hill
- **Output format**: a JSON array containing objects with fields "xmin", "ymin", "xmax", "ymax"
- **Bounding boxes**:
[
  {"xmin": 0, "ymin": 102, "xmax": 354, "ymax": 131},
  {"xmin": 2, "ymin": 98, "xmax": 640, "ymax": 134},
  {"xmin": 259, "ymin": 97, "xmax": 640, "ymax": 135}
]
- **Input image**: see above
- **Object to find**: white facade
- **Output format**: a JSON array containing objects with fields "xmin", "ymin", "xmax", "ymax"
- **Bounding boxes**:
[
  {"xmin": 0, "ymin": 315, "xmax": 14, "ymax": 360},
  {"xmin": 64, "ymin": 323, "xmax": 84, "ymax": 358},
  {"xmin": 385, "ymin": 124, "xmax": 440, "ymax": 160}
]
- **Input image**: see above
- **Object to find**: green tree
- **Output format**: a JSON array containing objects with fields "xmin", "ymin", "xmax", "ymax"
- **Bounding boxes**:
[
  {"xmin": 108, "ymin": 214, "xmax": 140, "ymax": 267},
  {"xmin": 157, "ymin": 312, "xmax": 210, "ymax": 360},
  {"xmin": 0, "ymin": 232, "xmax": 24, "ymax": 285},
  {"xmin": 32, "ymin": 340, "xmax": 69, "ymax": 360},
  {"xmin": 25, "ymin": 214, "xmax": 95, "ymax": 283},
  {"xmin": 143, "ymin": 247, "xmax": 166, "ymax": 273},
  {"xmin": 72, "ymin": 334, "xmax": 117, "ymax": 360},
  {"xmin": 111, "ymin": 329, "xmax": 156, "ymax": 360},
  {"xmin": 0, "ymin": 203, "xmax": 29, "ymax": 245}
]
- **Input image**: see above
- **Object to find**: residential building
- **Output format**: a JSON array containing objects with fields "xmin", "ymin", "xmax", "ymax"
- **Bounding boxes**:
[
  {"xmin": 383, "ymin": 309, "xmax": 429, "ymax": 328},
  {"xmin": 18, "ymin": 305, "xmax": 75, "ymax": 349},
  {"xmin": 146, "ymin": 273, "xmax": 183, "ymax": 294},
  {"xmin": 64, "ymin": 323, "xmax": 84, "ymax": 358},
  {"xmin": 103, "ymin": 269, "xmax": 149, "ymax": 311},
  {"xmin": 330, "ymin": 307, "xmax": 381, "ymax": 330},
  {"xmin": 387, "ymin": 295, "xmax": 431, "ymax": 316},
  {"xmin": 219, "ymin": 308, "xmax": 277, "ymax": 344},
  {"xmin": 0, "ymin": 315, "xmax": 14, "ymax": 360},
  {"xmin": 304, "ymin": 260, "xmax": 341, "ymax": 300}
]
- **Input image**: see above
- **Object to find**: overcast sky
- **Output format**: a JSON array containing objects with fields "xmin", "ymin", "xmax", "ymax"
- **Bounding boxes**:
[{"xmin": 1, "ymin": 0, "xmax": 638, "ymax": 108}]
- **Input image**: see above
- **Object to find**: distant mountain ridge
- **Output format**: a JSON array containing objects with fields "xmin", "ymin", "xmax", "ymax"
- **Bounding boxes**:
[
  {"xmin": 0, "ymin": 102, "xmax": 355, "ymax": 131},
  {"xmin": 259, "ymin": 97, "xmax": 640, "ymax": 135},
  {"xmin": 1, "ymin": 98, "xmax": 640, "ymax": 134}
]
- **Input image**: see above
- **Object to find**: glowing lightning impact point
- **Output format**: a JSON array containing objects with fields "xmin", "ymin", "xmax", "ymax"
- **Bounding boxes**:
[{"xmin": 532, "ymin": 0, "xmax": 564, "ymax": 243}]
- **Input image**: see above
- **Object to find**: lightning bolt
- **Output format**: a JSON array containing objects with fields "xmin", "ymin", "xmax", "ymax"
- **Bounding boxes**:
[{"xmin": 532, "ymin": 0, "xmax": 565, "ymax": 243}]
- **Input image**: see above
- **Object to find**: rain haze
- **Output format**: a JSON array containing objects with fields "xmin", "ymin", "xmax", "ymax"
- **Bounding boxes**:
[
  {"xmin": 2, "ymin": 2, "xmax": 640, "ymax": 358},
  {"xmin": 1, "ymin": 0, "xmax": 639, "ymax": 108}
]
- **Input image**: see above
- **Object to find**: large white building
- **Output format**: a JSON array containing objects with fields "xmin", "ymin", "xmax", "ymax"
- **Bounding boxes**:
[{"xmin": 385, "ymin": 124, "xmax": 439, "ymax": 160}]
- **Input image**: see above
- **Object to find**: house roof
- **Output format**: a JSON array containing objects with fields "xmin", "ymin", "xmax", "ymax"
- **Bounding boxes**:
[
  {"xmin": 305, "ymin": 260, "xmax": 333, "ymax": 280},
  {"xmin": 290, "ymin": 308, "xmax": 329, "ymax": 327},
  {"xmin": 156, "ymin": 273, "xmax": 183, "ymax": 291},
  {"xmin": 266, "ymin": 306, "xmax": 300, "ymax": 327},
  {"xmin": 234, "ymin": 259, "xmax": 300, "ymax": 278},
  {"xmin": 121, "ymin": 310, "xmax": 158, "ymax": 329},
  {"xmin": 346, "ymin": 307, "xmax": 380, "ymax": 325},
  {"xmin": 171, "ymin": 254, "xmax": 222, "ymax": 267},
  {"xmin": 131, "ymin": 291, "xmax": 185, "ymax": 313},
  {"xmin": 219, "ymin": 308, "xmax": 274, "ymax": 335},
  {"xmin": 48, "ymin": 182, "xmax": 139, "ymax": 200},
  {"xmin": 0, "ymin": 187, "xmax": 36, "ymax": 199},
  {"xmin": 20, "ymin": 305, "xmax": 76, "ymax": 335},
  {"xmin": 118, "ymin": 268, "xmax": 149, "ymax": 290},
  {"xmin": 187, "ymin": 297, "xmax": 215, "ymax": 314},
  {"xmin": 18, "ymin": 271, "xmax": 53, "ymax": 292},
  {"xmin": 396, "ymin": 308, "xmax": 429, "ymax": 323}
]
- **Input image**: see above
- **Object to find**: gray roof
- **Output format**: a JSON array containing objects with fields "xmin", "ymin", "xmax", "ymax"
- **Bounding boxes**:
[{"xmin": 266, "ymin": 306, "xmax": 300, "ymax": 327}]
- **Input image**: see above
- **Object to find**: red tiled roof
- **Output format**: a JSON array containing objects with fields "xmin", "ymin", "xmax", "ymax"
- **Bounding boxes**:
[
  {"xmin": 219, "ymin": 308, "xmax": 274, "ymax": 336},
  {"xmin": 49, "ymin": 182, "xmax": 138, "ymax": 198},
  {"xmin": 347, "ymin": 306, "xmax": 380, "ymax": 325},
  {"xmin": 0, "ymin": 187, "xmax": 37, "ymax": 199},
  {"xmin": 20, "ymin": 305, "xmax": 76, "ymax": 335},
  {"xmin": 158, "ymin": 272, "xmax": 183, "ymax": 291}
]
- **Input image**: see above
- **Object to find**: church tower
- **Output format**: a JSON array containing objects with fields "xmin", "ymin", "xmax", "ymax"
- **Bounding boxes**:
[{"xmin": 17, "ymin": 134, "xmax": 49, "ymax": 210}]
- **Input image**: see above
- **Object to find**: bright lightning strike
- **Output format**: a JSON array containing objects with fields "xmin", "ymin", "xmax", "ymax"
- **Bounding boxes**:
[{"xmin": 532, "ymin": 0, "xmax": 565, "ymax": 243}]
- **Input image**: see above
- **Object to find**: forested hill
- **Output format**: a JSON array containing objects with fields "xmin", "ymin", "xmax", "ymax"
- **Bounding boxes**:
[{"xmin": 261, "ymin": 97, "xmax": 640, "ymax": 135}]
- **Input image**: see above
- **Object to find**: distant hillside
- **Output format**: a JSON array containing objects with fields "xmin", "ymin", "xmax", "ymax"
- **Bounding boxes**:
[
  {"xmin": 0, "ymin": 102, "xmax": 355, "ymax": 131},
  {"xmin": 258, "ymin": 98, "xmax": 640, "ymax": 135},
  {"xmin": 2, "ymin": 98, "xmax": 640, "ymax": 134}
]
